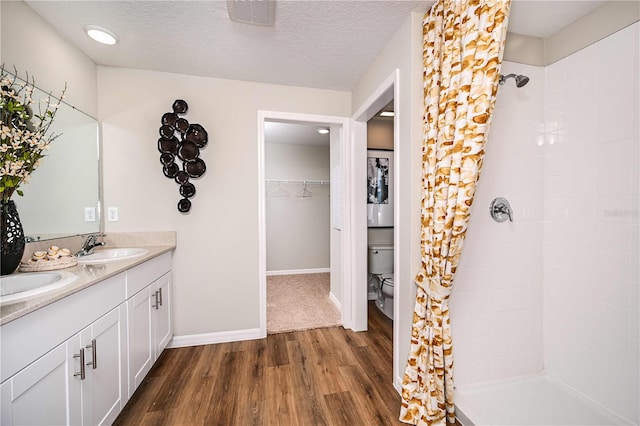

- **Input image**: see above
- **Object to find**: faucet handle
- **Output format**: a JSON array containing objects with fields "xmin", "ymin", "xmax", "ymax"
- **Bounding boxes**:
[
  {"xmin": 83, "ymin": 234, "xmax": 97, "ymax": 246},
  {"xmin": 489, "ymin": 197, "xmax": 514, "ymax": 223}
]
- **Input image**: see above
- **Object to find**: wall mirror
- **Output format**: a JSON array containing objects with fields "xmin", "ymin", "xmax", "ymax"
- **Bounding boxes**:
[{"xmin": 9, "ymin": 75, "xmax": 100, "ymax": 241}]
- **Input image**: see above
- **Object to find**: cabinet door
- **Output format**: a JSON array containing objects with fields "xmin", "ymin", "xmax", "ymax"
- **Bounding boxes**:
[
  {"xmin": 80, "ymin": 305, "xmax": 127, "ymax": 426},
  {"xmin": 152, "ymin": 273, "xmax": 172, "ymax": 358},
  {"xmin": 0, "ymin": 336, "xmax": 81, "ymax": 426},
  {"xmin": 126, "ymin": 286, "xmax": 153, "ymax": 397}
]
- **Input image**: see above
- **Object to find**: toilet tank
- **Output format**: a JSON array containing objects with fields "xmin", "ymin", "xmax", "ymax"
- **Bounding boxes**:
[{"xmin": 368, "ymin": 244, "xmax": 394, "ymax": 274}]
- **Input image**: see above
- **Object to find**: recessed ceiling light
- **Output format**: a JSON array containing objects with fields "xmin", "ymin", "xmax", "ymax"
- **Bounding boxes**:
[
  {"xmin": 84, "ymin": 25, "xmax": 118, "ymax": 45},
  {"xmin": 317, "ymin": 128, "xmax": 329, "ymax": 134},
  {"xmin": 380, "ymin": 111, "xmax": 395, "ymax": 117}
]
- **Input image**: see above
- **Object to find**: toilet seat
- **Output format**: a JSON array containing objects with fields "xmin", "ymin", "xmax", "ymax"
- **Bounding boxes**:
[{"xmin": 380, "ymin": 276, "xmax": 394, "ymax": 298}]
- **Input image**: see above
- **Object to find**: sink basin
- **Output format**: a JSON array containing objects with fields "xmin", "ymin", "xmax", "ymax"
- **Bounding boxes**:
[
  {"xmin": 77, "ymin": 247, "xmax": 149, "ymax": 264},
  {"xmin": 0, "ymin": 271, "xmax": 78, "ymax": 303}
]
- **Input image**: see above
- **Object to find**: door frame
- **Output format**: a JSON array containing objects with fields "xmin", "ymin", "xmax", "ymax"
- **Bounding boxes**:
[
  {"xmin": 257, "ymin": 111, "xmax": 351, "ymax": 337},
  {"xmin": 351, "ymin": 69, "xmax": 400, "ymax": 387}
]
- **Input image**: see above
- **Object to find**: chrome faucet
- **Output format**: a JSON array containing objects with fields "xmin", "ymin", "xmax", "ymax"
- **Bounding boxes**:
[{"xmin": 76, "ymin": 234, "xmax": 105, "ymax": 257}]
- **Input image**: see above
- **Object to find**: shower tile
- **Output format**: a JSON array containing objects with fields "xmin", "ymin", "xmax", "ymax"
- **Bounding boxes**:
[
  {"xmin": 452, "ymin": 289, "xmax": 479, "ymax": 315},
  {"xmin": 565, "ymin": 222, "xmax": 595, "ymax": 249},
  {"xmin": 598, "ymin": 24, "xmax": 636, "ymax": 83},
  {"xmin": 565, "ymin": 100, "xmax": 596, "ymax": 144},
  {"xmin": 511, "ymin": 199, "xmax": 542, "ymax": 223},
  {"xmin": 565, "ymin": 196, "xmax": 596, "ymax": 221},
  {"xmin": 527, "ymin": 284, "xmax": 543, "ymax": 312},
  {"xmin": 545, "ymin": 57, "xmax": 567, "ymax": 88},
  {"xmin": 543, "ymin": 176, "xmax": 567, "ymax": 199},
  {"xmin": 471, "ymin": 359, "xmax": 495, "ymax": 384},
  {"xmin": 567, "ymin": 42, "xmax": 597, "ymax": 83},
  {"xmin": 526, "ymin": 350, "xmax": 544, "ymax": 374},
  {"xmin": 513, "ymin": 223, "xmax": 541, "ymax": 246},
  {"xmin": 543, "ymin": 197, "xmax": 568, "ymax": 221},
  {"xmin": 491, "ymin": 351, "xmax": 512, "ymax": 380},
  {"xmin": 631, "ymin": 222, "xmax": 639, "ymax": 251},
  {"xmin": 474, "ymin": 290, "xmax": 504, "ymax": 314},
  {"xmin": 594, "ymin": 221, "xmax": 631, "ymax": 250},
  {"xmin": 453, "ymin": 359, "xmax": 475, "ymax": 387},
  {"xmin": 566, "ymin": 173, "xmax": 596, "ymax": 199},
  {"xmin": 543, "ymin": 153, "xmax": 565, "ymax": 177},
  {"xmin": 509, "ymin": 352, "xmax": 531, "ymax": 377},
  {"xmin": 596, "ymin": 195, "xmax": 633, "ymax": 224},
  {"xmin": 506, "ymin": 331, "xmax": 528, "ymax": 356}
]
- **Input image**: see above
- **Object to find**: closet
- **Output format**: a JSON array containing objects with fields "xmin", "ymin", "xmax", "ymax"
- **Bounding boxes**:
[
  {"xmin": 264, "ymin": 125, "xmax": 331, "ymax": 274},
  {"xmin": 264, "ymin": 121, "xmax": 340, "ymax": 335}
]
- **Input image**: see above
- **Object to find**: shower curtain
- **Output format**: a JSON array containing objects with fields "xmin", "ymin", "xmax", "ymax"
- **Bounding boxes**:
[{"xmin": 399, "ymin": 1, "xmax": 510, "ymax": 425}]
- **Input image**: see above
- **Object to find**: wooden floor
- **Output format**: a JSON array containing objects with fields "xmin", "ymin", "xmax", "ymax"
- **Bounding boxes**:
[{"xmin": 114, "ymin": 302, "xmax": 404, "ymax": 425}]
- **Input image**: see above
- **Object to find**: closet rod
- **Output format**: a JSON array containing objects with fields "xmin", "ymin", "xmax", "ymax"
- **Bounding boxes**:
[{"xmin": 265, "ymin": 179, "xmax": 330, "ymax": 185}]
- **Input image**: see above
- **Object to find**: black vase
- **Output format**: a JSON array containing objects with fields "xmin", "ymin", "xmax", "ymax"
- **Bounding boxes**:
[{"xmin": 1, "ymin": 200, "xmax": 25, "ymax": 275}]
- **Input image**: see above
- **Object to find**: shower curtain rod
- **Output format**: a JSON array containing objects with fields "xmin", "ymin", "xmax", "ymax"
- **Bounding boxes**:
[{"xmin": 265, "ymin": 179, "xmax": 330, "ymax": 185}]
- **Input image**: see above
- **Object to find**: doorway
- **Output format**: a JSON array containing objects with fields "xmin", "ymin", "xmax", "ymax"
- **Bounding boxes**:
[
  {"xmin": 264, "ymin": 120, "xmax": 337, "ymax": 333},
  {"xmin": 257, "ymin": 111, "xmax": 350, "ymax": 337},
  {"xmin": 351, "ymin": 69, "xmax": 401, "ymax": 391}
]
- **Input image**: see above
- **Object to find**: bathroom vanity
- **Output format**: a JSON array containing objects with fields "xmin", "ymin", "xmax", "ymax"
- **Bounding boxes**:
[{"xmin": 0, "ymin": 246, "xmax": 174, "ymax": 425}]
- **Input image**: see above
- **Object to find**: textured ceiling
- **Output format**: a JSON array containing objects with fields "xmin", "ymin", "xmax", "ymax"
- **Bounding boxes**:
[
  {"xmin": 25, "ymin": 0, "xmax": 608, "ymax": 92},
  {"xmin": 26, "ymin": 0, "xmax": 429, "ymax": 91},
  {"xmin": 23, "ymin": 0, "xmax": 610, "ymax": 146}
]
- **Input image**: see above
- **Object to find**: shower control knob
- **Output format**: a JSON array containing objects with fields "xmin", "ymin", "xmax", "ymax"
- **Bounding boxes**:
[{"xmin": 490, "ymin": 197, "xmax": 513, "ymax": 222}]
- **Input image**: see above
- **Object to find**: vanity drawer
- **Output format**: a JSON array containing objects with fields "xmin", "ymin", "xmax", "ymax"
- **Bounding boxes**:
[{"xmin": 125, "ymin": 252, "xmax": 172, "ymax": 298}]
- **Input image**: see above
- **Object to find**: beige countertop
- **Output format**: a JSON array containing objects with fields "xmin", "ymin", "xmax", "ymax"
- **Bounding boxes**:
[{"xmin": 0, "ymin": 244, "xmax": 175, "ymax": 326}]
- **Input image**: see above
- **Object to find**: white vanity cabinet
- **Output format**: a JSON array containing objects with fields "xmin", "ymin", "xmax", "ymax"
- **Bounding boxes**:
[
  {"xmin": 0, "ymin": 335, "xmax": 82, "ymax": 425},
  {"xmin": 126, "ymin": 253, "xmax": 172, "ymax": 397},
  {"xmin": 78, "ymin": 305, "xmax": 127, "ymax": 425},
  {"xmin": 0, "ymin": 273, "xmax": 126, "ymax": 426},
  {"xmin": 0, "ymin": 250, "xmax": 173, "ymax": 425}
]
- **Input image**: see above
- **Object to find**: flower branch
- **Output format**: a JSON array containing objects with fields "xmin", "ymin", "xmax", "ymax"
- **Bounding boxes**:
[{"xmin": 0, "ymin": 65, "xmax": 67, "ymax": 202}]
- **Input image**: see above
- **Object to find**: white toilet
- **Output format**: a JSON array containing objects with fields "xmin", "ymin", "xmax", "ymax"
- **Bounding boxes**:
[{"xmin": 367, "ymin": 244, "xmax": 394, "ymax": 320}]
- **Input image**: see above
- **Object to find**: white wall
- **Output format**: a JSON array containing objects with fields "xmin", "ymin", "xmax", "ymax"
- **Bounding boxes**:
[
  {"xmin": 0, "ymin": 1, "xmax": 97, "ymax": 117},
  {"xmin": 543, "ymin": 22, "xmax": 639, "ymax": 423},
  {"xmin": 265, "ymin": 143, "xmax": 330, "ymax": 272},
  {"xmin": 97, "ymin": 66, "xmax": 351, "ymax": 338},
  {"xmin": 352, "ymin": 10, "xmax": 425, "ymax": 387},
  {"xmin": 367, "ymin": 119, "xmax": 394, "ymax": 150}
]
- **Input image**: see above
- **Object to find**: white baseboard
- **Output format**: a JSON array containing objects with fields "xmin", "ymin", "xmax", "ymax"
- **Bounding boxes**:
[
  {"xmin": 329, "ymin": 291, "xmax": 341, "ymax": 310},
  {"xmin": 266, "ymin": 268, "xmax": 330, "ymax": 276},
  {"xmin": 394, "ymin": 375, "xmax": 403, "ymax": 395},
  {"xmin": 167, "ymin": 328, "xmax": 263, "ymax": 348}
]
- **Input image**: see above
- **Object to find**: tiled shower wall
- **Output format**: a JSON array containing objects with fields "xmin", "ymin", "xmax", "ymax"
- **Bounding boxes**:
[
  {"xmin": 451, "ymin": 23, "xmax": 639, "ymax": 423},
  {"xmin": 451, "ymin": 61, "xmax": 545, "ymax": 385},
  {"xmin": 543, "ymin": 22, "xmax": 639, "ymax": 423}
]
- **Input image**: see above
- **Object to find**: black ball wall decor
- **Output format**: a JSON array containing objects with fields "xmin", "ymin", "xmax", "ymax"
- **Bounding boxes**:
[{"xmin": 157, "ymin": 99, "xmax": 208, "ymax": 212}]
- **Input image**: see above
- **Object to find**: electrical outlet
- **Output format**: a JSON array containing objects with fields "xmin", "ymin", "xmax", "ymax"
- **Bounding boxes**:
[
  {"xmin": 107, "ymin": 207, "xmax": 119, "ymax": 222},
  {"xmin": 84, "ymin": 207, "xmax": 96, "ymax": 222}
]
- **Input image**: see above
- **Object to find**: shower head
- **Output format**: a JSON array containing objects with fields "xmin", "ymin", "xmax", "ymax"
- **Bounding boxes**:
[{"xmin": 499, "ymin": 74, "xmax": 529, "ymax": 87}]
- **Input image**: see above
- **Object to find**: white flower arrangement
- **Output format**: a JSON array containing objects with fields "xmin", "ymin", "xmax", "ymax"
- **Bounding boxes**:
[{"xmin": 0, "ymin": 65, "xmax": 66, "ymax": 203}]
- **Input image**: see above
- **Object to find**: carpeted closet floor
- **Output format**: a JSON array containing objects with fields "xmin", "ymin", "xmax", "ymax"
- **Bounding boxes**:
[{"xmin": 267, "ymin": 272, "xmax": 342, "ymax": 334}]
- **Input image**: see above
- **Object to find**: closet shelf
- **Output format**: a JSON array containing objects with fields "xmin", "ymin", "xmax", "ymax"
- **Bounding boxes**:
[{"xmin": 265, "ymin": 179, "xmax": 330, "ymax": 185}]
